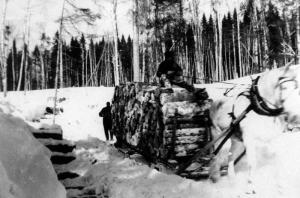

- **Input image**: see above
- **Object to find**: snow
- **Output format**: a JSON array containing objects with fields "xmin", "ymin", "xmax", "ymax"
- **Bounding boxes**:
[
  {"xmin": 0, "ymin": 111, "xmax": 66, "ymax": 198},
  {"xmin": 63, "ymin": 135, "xmax": 300, "ymax": 198},
  {"xmin": 1, "ymin": 87, "xmax": 115, "ymax": 141},
  {"xmin": 1, "ymin": 73, "xmax": 300, "ymax": 197}
]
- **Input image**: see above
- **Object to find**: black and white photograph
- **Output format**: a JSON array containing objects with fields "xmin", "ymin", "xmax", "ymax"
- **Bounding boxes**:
[{"xmin": 0, "ymin": 0, "xmax": 300, "ymax": 197}]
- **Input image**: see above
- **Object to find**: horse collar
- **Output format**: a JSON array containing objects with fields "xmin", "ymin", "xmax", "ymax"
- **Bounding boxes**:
[{"xmin": 249, "ymin": 76, "xmax": 284, "ymax": 116}]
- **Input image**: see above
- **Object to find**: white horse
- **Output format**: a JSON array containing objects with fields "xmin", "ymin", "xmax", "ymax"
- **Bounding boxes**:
[{"xmin": 209, "ymin": 65, "xmax": 300, "ymax": 187}]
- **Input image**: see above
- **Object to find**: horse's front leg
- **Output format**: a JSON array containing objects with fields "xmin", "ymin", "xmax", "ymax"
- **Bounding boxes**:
[
  {"xmin": 209, "ymin": 150, "xmax": 229, "ymax": 182},
  {"xmin": 243, "ymin": 135, "xmax": 257, "ymax": 194},
  {"xmin": 209, "ymin": 125, "xmax": 229, "ymax": 182},
  {"xmin": 228, "ymin": 135, "xmax": 245, "ymax": 178}
]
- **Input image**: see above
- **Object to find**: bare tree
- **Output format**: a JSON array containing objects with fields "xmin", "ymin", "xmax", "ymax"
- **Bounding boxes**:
[
  {"xmin": 133, "ymin": 0, "xmax": 140, "ymax": 82},
  {"xmin": 38, "ymin": 33, "xmax": 50, "ymax": 89},
  {"xmin": 211, "ymin": 0, "xmax": 223, "ymax": 81},
  {"xmin": 296, "ymin": 2, "xmax": 300, "ymax": 63},
  {"xmin": 17, "ymin": 0, "xmax": 31, "ymax": 92},
  {"xmin": 235, "ymin": 0, "xmax": 242, "ymax": 76},
  {"xmin": 188, "ymin": 0, "xmax": 205, "ymax": 83},
  {"xmin": 58, "ymin": 0, "xmax": 66, "ymax": 88},
  {"xmin": 0, "ymin": 0, "xmax": 9, "ymax": 97},
  {"xmin": 113, "ymin": 0, "xmax": 120, "ymax": 85}
]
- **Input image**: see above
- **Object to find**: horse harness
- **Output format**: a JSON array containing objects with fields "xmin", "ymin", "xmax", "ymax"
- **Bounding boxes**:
[
  {"xmin": 176, "ymin": 72, "xmax": 299, "ymax": 174},
  {"xmin": 213, "ymin": 74, "xmax": 298, "ymax": 156},
  {"xmin": 249, "ymin": 76, "xmax": 284, "ymax": 116}
]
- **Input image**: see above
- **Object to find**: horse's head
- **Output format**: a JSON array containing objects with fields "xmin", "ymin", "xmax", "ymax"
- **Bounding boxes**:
[{"xmin": 260, "ymin": 65, "xmax": 300, "ymax": 124}]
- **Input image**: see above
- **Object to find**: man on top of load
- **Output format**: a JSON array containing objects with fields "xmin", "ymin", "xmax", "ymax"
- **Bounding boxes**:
[{"xmin": 156, "ymin": 50, "xmax": 208, "ymax": 99}]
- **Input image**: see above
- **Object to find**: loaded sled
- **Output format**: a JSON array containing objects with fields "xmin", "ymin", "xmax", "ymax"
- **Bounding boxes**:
[{"xmin": 111, "ymin": 82, "xmax": 236, "ymax": 179}]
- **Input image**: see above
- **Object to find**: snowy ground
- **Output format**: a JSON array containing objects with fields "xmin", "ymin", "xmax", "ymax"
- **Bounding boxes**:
[
  {"xmin": 1, "ymin": 75, "xmax": 300, "ymax": 197},
  {"xmin": 1, "ymin": 87, "xmax": 114, "ymax": 141}
]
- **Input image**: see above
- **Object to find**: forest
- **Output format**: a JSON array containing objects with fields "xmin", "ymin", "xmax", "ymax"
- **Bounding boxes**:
[{"xmin": 0, "ymin": 0, "xmax": 300, "ymax": 94}]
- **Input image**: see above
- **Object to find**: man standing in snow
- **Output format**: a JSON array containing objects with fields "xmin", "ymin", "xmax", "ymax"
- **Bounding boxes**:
[
  {"xmin": 156, "ymin": 50, "xmax": 208, "ymax": 99},
  {"xmin": 99, "ymin": 102, "xmax": 113, "ymax": 142}
]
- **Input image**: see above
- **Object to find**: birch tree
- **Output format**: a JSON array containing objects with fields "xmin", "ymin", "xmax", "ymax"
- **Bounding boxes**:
[
  {"xmin": 188, "ymin": 0, "xmax": 205, "ymax": 83},
  {"xmin": 296, "ymin": 2, "xmax": 300, "ymax": 63},
  {"xmin": 0, "ymin": 0, "xmax": 9, "ymax": 96},
  {"xmin": 58, "ymin": 0, "xmax": 66, "ymax": 88},
  {"xmin": 133, "ymin": 0, "xmax": 140, "ymax": 82},
  {"xmin": 211, "ymin": 0, "xmax": 223, "ymax": 81},
  {"xmin": 11, "ymin": 39, "xmax": 16, "ymax": 90},
  {"xmin": 235, "ymin": 0, "xmax": 242, "ymax": 76},
  {"xmin": 17, "ymin": 0, "xmax": 31, "ymax": 92},
  {"xmin": 38, "ymin": 33, "xmax": 50, "ymax": 89},
  {"xmin": 113, "ymin": 0, "xmax": 120, "ymax": 85}
]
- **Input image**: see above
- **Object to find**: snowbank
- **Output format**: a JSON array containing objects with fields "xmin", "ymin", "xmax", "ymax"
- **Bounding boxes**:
[{"xmin": 0, "ymin": 111, "xmax": 66, "ymax": 198}]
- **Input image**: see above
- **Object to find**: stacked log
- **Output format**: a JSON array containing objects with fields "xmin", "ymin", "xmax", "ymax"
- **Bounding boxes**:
[{"xmin": 112, "ymin": 83, "xmax": 212, "ymax": 163}]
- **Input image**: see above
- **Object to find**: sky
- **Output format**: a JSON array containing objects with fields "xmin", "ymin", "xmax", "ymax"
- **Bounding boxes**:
[
  {"xmin": 2, "ymin": 0, "xmax": 134, "ymax": 48},
  {"xmin": 1, "ymin": 0, "xmax": 237, "ymax": 49}
]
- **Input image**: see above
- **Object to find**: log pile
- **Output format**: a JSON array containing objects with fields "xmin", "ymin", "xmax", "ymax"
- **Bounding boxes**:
[{"xmin": 112, "ymin": 83, "xmax": 212, "ymax": 164}]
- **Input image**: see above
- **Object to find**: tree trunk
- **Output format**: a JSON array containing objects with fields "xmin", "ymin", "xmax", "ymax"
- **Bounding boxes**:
[
  {"xmin": 213, "ymin": 17, "xmax": 218, "ymax": 81},
  {"xmin": 81, "ymin": 42, "xmax": 85, "ymax": 86},
  {"xmin": 53, "ymin": 40, "xmax": 60, "ymax": 124},
  {"xmin": 296, "ymin": 4, "xmax": 300, "ymax": 64},
  {"xmin": 38, "ymin": 47, "xmax": 45, "ymax": 89},
  {"xmin": 85, "ymin": 49, "xmax": 88, "ymax": 85},
  {"xmin": 23, "ymin": 0, "xmax": 31, "ymax": 94},
  {"xmin": 141, "ymin": 42, "xmax": 146, "ymax": 82},
  {"xmin": 232, "ymin": 23, "xmax": 238, "ymax": 78},
  {"xmin": 1, "ymin": 0, "xmax": 9, "ymax": 97},
  {"xmin": 217, "ymin": 12, "xmax": 222, "ymax": 80},
  {"xmin": 282, "ymin": 9, "xmax": 291, "ymax": 65},
  {"xmin": 113, "ymin": 0, "xmax": 120, "ymax": 86},
  {"xmin": 89, "ymin": 44, "xmax": 94, "ymax": 86},
  {"xmin": 59, "ymin": 40, "xmax": 63, "ymax": 88},
  {"xmin": 190, "ymin": 0, "xmax": 204, "ymax": 83},
  {"xmin": 12, "ymin": 46, "xmax": 15, "ymax": 90},
  {"xmin": 259, "ymin": 0, "xmax": 269, "ymax": 70},
  {"xmin": 24, "ymin": 48, "xmax": 29, "ymax": 93},
  {"xmin": 17, "ymin": 46, "xmax": 25, "ymax": 91},
  {"xmin": 252, "ymin": 1, "xmax": 259, "ymax": 72},
  {"xmin": 236, "ymin": 0, "xmax": 242, "ymax": 76},
  {"xmin": 133, "ymin": 0, "xmax": 140, "ymax": 82},
  {"xmin": 58, "ymin": 0, "xmax": 66, "ymax": 88}
]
